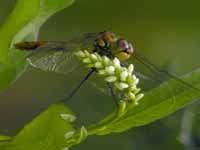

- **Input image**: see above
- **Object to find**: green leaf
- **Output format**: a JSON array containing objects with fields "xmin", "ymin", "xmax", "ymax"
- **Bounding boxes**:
[
  {"xmin": 0, "ymin": 135, "xmax": 11, "ymax": 141},
  {"xmin": 0, "ymin": 104, "xmax": 75, "ymax": 150},
  {"xmin": 0, "ymin": 0, "xmax": 74, "ymax": 92},
  {"xmin": 58, "ymin": 68, "xmax": 200, "ymax": 149},
  {"xmin": 1, "ymin": 69, "xmax": 200, "ymax": 149},
  {"xmin": 88, "ymin": 68, "xmax": 200, "ymax": 135}
]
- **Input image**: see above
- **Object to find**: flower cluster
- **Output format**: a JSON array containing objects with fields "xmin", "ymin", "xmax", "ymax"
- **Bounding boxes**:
[{"xmin": 75, "ymin": 50, "xmax": 144, "ymax": 105}]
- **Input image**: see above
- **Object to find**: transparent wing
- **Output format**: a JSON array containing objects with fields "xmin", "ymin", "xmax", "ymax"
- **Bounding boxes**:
[
  {"xmin": 88, "ymin": 72, "xmax": 110, "ymax": 96},
  {"xmin": 88, "ymin": 70, "xmax": 152, "ymax": 97},
  {"xmin": 27, "ymin": 33, "xmax": 99, "ymax": 74},
  {"xmin": 130, "ymin": 51, "xmax": 200, "ymax": 93}
]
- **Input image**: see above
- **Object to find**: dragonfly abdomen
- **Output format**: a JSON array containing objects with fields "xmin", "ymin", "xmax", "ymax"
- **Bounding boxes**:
[{"xmin": 14, "ymin": 41, "xmax": 47, "ymax": 51}]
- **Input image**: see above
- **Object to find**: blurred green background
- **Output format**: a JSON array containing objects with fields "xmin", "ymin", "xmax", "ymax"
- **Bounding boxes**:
[{"xmin": 0, "ymin": 0, "xmax": 200, "ymax": 149}]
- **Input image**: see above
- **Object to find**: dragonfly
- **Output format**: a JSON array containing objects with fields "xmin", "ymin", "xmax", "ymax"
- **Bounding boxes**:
[{"xmin": 15, "ymin": 31, "xmax": 200, "ymax": 106}]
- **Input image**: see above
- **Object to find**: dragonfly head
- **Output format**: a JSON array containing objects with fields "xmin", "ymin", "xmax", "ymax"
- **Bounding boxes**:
[
  {"xmin": 95, "ymin": 32, "xmax": 134, "ymax": 61},
  {"xmin": 115, "ymin": 39, "xmax": 134, "ymax": 61}
]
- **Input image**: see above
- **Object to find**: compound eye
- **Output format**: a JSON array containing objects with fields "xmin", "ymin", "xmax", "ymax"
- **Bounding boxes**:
[{"xmin": 118, "ymin": 40, "xmax": 129, "ymax": 50}]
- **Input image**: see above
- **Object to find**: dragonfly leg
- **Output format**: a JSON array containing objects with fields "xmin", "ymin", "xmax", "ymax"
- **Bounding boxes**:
[
  {"xmin": 107, "ymin": 82, "xmax": 119, "ymax": 107},
  {"xmin": 61, "ymin": 68, "xmax": 95, "ymax": 103}
]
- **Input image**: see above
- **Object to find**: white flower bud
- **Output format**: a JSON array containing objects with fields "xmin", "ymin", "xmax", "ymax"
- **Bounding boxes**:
[
  {"xmin": 128, "ymin": 64, "xmax": 134, "ymax": 74},
  {"xmin": 130, "ymin": 84, "xmax": 136, "ymax": 91},
  {"xmin": 115, "ymin": 82, "xmax": 129, "ymax": 90},
  {"xmin": 132, "ymin": 74, "xmax": 137, "ymax": 80},
  {"xmin": 127, "ymin": 76, "xmax": 135, "ymax": 85},
  {"xmin": 84, "ymin": 50, "xmax": 90, "ymax": 56},
  {"xmin": 118, "ymin": 67, "xmax": 126, "ymax": 74},
  {"xmin": 105, "ymin": 66, "xmax": 115, "ymax": 74},
  {"xmin": 96, "ymin": 54, "xmax": 102, "ymax": 61},
  {"xmin": 64, "ymin": 131, "xmax": 75, "ymax": 139},
  {"xmin": 94, "ymin": 62, "xmax": 103, "ymax": 68},
  {"xmin": 120, "ymin": 70, "xmax": 128, "ymax": 81},
  {"xmin": 128, "ymin": 92, "xmax": 135, "ymax": 100},
  {"xmin": 83, "ymin": 58, "xmax": 91, "ymax": 63},
  {"xmin": 105, "ymin": 76, "xmax": 117, "ymax": 82},
  {"xmin": 98, "ymin": 69, "xmax": 107, "ymax": 75},
  {"xmin": 102, "ymin": 56, "xmax": 111, "ymax": 65},
  {"xmin": 90, "ymin": 54, "xmax": 98, "ymax": 61},
  {"xmin": 113, "ymin": 58, "xmax": 121, "ymax": 68},
  {"xmin": 76, "ymin": 51, "xmax": 85, "ymax": 57},
  {"xmin": 134, "ymin": 88, "xmax": 141, "ymax": 94},
  {"xmin": 60, "ymin": 113, "xmax": 76, "ymax": 122},
  {"xmin": 134, "ymin": 93, "xmax": 144, "ymax": 105},
  {"xmin": 135, "ymin": 78, "xmax": 139, "ymax": 84},
  {"xmin": 137, "ymin": 93, "xmax": 144, "ymax": 100}
]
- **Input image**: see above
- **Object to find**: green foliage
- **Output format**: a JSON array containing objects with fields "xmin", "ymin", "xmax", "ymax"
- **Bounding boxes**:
[
  {"xmin": 0, "ymin": 104, "xmax": 75, "ymax": 150},
  {"xmin": 94, "ymin": 68, "xmax": 200, "ymax": 134},
  {"xmin": 0, "ymin": 0, "xmax": 74, "ymax": 92},
  {"xmin": 0, "ymin": 69, "xmax": 200, "ymax": 149},
  {"xmin": 0, "ymin": 135, "xmax": 11, "ymax": 141}
]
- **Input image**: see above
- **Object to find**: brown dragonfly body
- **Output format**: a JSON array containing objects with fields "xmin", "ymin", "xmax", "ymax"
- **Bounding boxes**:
[{"xmin": 15, "ymin": 41, "xmax": 47, "ymax": 51}]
